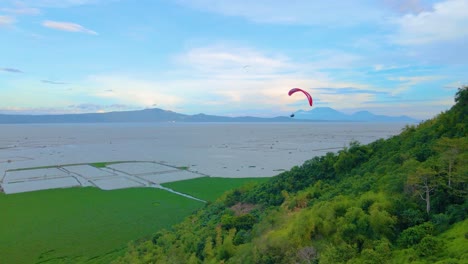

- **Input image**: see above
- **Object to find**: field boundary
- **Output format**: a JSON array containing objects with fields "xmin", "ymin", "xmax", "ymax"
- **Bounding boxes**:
[{"xmin": 0, "ymin": 160, "xmax": 208, "ymax": 201}]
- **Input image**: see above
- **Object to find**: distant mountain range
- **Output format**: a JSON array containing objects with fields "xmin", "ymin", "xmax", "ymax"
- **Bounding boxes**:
[
  {"xmin": 0, "ymin": 107, "xmax": 418, "ymax": 124},
  {"xmin": 294, "ymin": 107, "xmax": 418, "ymax": 122}
]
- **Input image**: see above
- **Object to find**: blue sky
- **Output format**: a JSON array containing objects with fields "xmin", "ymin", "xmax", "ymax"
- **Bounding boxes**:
[{"xmin": 1, "ymin": 0, "xmax": 467, "ymax": 119}]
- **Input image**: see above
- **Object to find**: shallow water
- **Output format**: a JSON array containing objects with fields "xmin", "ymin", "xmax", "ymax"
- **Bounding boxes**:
[{"xmin": 0, "ymin": 122, "xmax": 409, "ymax": 179}]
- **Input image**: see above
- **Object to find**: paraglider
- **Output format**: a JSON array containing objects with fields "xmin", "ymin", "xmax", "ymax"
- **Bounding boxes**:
[
  {"xmin": 288, "ymin": 88, "xmax": 313, "ymax": 118},
  {"xmin": 288, "ymin": 88, "xmax": 313, "ymax": 106}
]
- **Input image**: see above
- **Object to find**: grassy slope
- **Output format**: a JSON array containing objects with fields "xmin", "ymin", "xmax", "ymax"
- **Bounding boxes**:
[
  {"xmin": 441, "ymin": 219, "xmax": 468, "ymax": 262},
  {"xmin": 391, "ymin": 219, "xmax": 468, "ymax": 264},
  {"xmin": 162, "ymin": 177, "xmax": 271, "ymax": 202},
  {"xmin": 0, "ymin": 187, "xmax": 203, "ymax": 264}
]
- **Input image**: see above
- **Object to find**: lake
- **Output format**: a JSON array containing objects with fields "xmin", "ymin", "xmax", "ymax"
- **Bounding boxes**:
[{"xmin": 0, "ymin": 122, "xmax": 410, "ymax": 181}]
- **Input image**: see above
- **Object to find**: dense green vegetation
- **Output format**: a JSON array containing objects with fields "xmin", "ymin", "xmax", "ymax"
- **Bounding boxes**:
[
  {"xmin": 163, "ymin": 177, "xmax": 271, "ymax": 202},
  {"xmin": 115, "ymin": 87, "xmax": 467, "ymax": 263},
  {"xmin": 0, "ymin": 187, "xmax": 203, "ymax": 264},
  {"xmin": 90, "ymin": 162, "xmax": 110, "ymax": 168}
]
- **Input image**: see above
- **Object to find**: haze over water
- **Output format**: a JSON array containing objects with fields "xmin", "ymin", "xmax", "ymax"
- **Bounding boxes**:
[{"xmin": 0, "ymin": 122, "xmax": 410, "ymax": 179}]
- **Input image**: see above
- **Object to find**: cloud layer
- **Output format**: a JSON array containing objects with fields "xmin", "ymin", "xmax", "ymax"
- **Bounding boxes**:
[
  {"xmin": 42, "ymin": 20, "xmax": 98, "ymax": 35},
  {"xmin": 0, "ymin": 0, "xmax": 464, "ymax": 119},
  {"xmin": 1, "ymin": 2, "xmax": 40, "ymax": 15},
  {"xmin": 41, "ymin": 80, "xmax": 67, "ymax": 85},
  {"xmin": 1, "ymin": 67, "xmax": 23, "ymax": 73},
  {"xmin": 176, "ymin": 0, "xmax": 384, "ymax": 26},
  {"xmin": 0, "ymin": 15, "xmax": 15, "ymax": 26},
  {"xmin": 392, "ymin": 0, "xmax": 468, "ymax": 45}
]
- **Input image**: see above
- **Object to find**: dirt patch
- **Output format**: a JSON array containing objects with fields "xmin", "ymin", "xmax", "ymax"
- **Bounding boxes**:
[{"xmin": 230, "ymin": 202, "xmax": 257, "ymax": 216}]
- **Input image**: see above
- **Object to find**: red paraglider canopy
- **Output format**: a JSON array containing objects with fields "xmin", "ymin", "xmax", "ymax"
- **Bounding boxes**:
[{"xmin": 288, "ymin": 88, "xmax": 313, "ymax": 106}]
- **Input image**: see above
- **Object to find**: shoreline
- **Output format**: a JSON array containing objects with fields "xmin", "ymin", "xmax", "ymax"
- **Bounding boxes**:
[{"xmin": 0, "ymin": 122, "xmax": 408, "ymax": 194}]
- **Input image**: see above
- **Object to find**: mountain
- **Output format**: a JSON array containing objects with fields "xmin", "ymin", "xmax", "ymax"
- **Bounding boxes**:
[
  {"xmin": 0, "ymin": 108, "xmax": 288, "ymax": 124},
  {"xmin": 0, "ymin": 108, "xmax": 186, "ymax": 124},
  {"xmin": 294, "ymin": 107, "xmax": 418, "ymax": 122},
  {"xmin": 294, "ymin": 107, "xmax": 349, "ymax": 121},
  {"xmin": 0, "ymin": 107, "xmax": 417, "ymax": 124}
]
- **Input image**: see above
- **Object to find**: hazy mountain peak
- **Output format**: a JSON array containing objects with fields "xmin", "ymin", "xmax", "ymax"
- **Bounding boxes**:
[
  {"xmin": 294, "ymin": 107, "xmax": 418, "ymax": 122},
  {"xmin": 0, "ymin": 107, "xmax": 418, "ymax": 124}
]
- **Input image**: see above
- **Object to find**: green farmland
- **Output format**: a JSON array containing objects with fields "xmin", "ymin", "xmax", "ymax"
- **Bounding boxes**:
[
  {"xmin": 162, "ymin": 176, "xmax": 271, "ymax": 202},
  {"xmin": 0, "ymin": 177, "xmax": 270, "ymax": 263}
]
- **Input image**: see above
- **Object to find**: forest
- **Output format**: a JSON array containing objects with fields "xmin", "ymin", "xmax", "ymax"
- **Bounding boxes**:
[{"xmin": 114, "ymin": 87, "xmax": 467, "ymax": 263}]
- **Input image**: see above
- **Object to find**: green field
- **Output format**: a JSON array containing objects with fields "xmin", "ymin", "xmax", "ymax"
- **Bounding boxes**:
[
  {"xmin": 0, "ymin": 177, "xmax": 272, "ymax": 263},
  {"xmin": 0, "ymin": 187, "xmax": 203, "ymax": 264},
  {"xmin": 162, "ymin": 176, "xmax": 272, "ymax": 201}
]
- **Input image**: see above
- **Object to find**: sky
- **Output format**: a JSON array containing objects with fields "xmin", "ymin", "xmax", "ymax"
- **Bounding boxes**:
[{"xmin": 1, "ymin": 0, "xmax": 467, "ymax": 119}]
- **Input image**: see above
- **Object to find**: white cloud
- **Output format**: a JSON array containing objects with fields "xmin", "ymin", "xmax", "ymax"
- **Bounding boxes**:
[
  {"xmin": 0, "ymin": 104, "xmax": 133, "ymax": 115},
  {"xmin": 174, "ymin": 45, "xmax": 294, "ymax": 77},
  {"xmin": 443, "ymin": 80, "xmax": 465, "ymax": 89},
  {"xmin": 373, "ymin": 64, "xmax": 410, "ymax": 71},
  {"xmin": 79, "ymin": 53, "xmax": 376, "ymax": 116},
  {"xmin": 0, "ymin": 15, "xmax": 15, "ymax": 26},
  {"xmin": 170, "ymin": 45, "xmax": 315, "ymax": 110},
  {"xmin": 14, "ymin": 0, "xmax": 108, "ymax": 8},
  {"xmin": 42, "ymin": 20, "xmax": 98, "ymax": 35},
  {"xmin": 388, "ymin": 75, "xmax": 443, "ymax": 95},
  {"xmin": 392, "ymin": 0, "xmax": 468, "ymax": 45},
  {"xmin": 0, "ymin": 67, "xmax": 23, "ymax": 73},
  {"xmin": 1, "ymin": 2, "xmax": 41, "ymax": 15},
  {"xmin": 173, "ymin": 45, "xmax": 365, "ymax": 85},
  {"xmin": 77, "ymin": 72, "xmax": 330, "ymax": 116},
  {"xmin": 303, "ymin": 50, "xmax": 363, "ymax": 70},
  {"xmin": 347, "ymin": 97, "xmax": 455, "ymax": 119},
  {"xmin": 383, "ymin": 0, "xmax": 430, "ymax": 14},
  {"xmin": 176, "ymin": 0, "xmax": 384, "ymax": 26},
  {"xmin": 85, "ymin": 75, "xmax": 184, "ymax": 108}
]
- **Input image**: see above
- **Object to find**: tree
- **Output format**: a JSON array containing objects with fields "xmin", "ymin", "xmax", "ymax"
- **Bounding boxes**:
[
  {"xmin": 187, "ymin": 253, "xmax": 200, "ymax": 264},
  {"xmin": 407, "ymin": 164, "xmax": 440, "ymax": 214},
  {"xmin": 451, "ymin": 86, "xmax": 467, "ymax": 137},
  {"xmin": 434, "ymin": 137, "xmax": 468, "ymax": 187},
  {"xmin": 296, "ymin": 246, "xmax": 318, "ymax": 264},
  {"xmin": 203, "ymin": 236, "xmax": 215, "ymax": 261},
  {"xmin": 217, "ymin": 228, "xmax": 236, "ymax": 261},
  {"xmin": 334, "ymin": 141, "xmax": 370, "ymax": 175}
]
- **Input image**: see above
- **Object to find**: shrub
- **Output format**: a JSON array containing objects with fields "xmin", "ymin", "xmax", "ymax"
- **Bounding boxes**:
[
  {"xmin": 415, "ymin": 236, "xmax": 443, "ymax": 257},
  {"xmin": 397, "ymin": 222, "xmax": 434, "ymax": 248}
]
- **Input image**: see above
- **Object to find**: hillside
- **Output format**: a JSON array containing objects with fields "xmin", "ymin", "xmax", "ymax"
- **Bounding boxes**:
[{"xmin": 114, "ymin": 87, "xmax": 467, "ymax": 263}]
